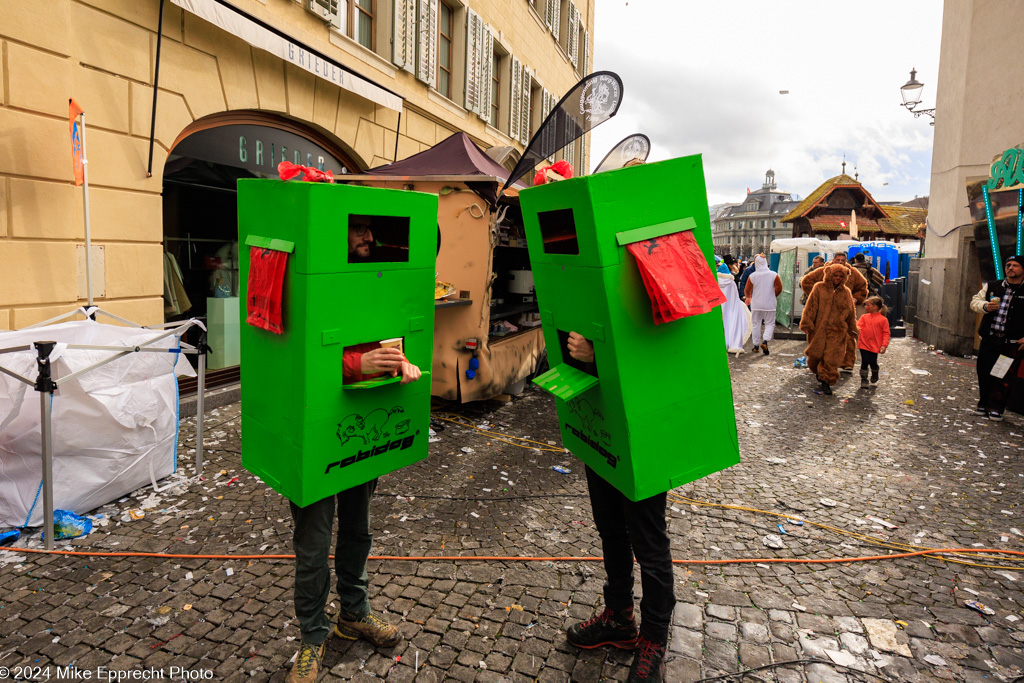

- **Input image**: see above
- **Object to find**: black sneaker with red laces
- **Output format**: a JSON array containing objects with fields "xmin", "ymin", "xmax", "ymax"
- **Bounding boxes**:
[
  {"xmin": 566, "ymin": 606, "xmax": 638, "ymax": 650},
  {"xmin": 628, "ymin": 635, "xmax": 666, "ymax": 682}
]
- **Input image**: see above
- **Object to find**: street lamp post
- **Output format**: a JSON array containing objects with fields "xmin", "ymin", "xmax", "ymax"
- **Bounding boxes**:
[{"xmin": 900, "ymin": 68, "xmax": 935, "ymax": 123}]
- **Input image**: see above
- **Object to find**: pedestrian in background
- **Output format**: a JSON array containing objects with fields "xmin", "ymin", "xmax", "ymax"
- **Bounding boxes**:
[
  {"xmin": 970, "ymin": 254, "xmax": 1024, "ymax": 421},
  {"xmin": 856, "ymin": 295, "xmax": 890, "ymax": 386},
  {"xmin": 719, "ymin": 261, "xmax": 751, "ymax": 355},
  {"xmin": 738, "ymin": 259, "xmax": 757, "ymax": 298},
  {"xmin": 744, "ymin": 255, "xmax": 782, "ymax": 355},
  {"xmin": 800, "ymin": 264, "xmax": 858, "ymax": 395},
  {"xmin": 800, "ymin": 251, "xmax": 868, "ymax": 374},
  {"xmin": 800, "ymin": 255, "xmax": 826, "ymax": 305},
  {"xmin": 851, "ymin": 252, "xmax": 885, "ymax": 297}
]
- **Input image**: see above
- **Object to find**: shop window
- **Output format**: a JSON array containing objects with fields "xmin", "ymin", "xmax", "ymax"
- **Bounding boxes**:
[
  {"xmin": 347, "ymin": 214, "xmax": 410, "ymax": 263},
  {"xmin": 538, "ymin": 208, "xmax": 579, "ymax": 255}
]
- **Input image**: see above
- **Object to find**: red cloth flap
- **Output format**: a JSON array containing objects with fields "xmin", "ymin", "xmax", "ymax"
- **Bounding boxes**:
[
  {"xmin": 246, "ymin": 247, "xmax": 288, "ymax": 334},
  {"xmin": 626, "ymin": 231, "xmax": 726, "ymax": 325}
]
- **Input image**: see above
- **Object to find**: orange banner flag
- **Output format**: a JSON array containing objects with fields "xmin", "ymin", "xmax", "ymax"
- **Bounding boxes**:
[{"xmin": 69, "ymin": 98, "xmax": 84, "ymax": 186}]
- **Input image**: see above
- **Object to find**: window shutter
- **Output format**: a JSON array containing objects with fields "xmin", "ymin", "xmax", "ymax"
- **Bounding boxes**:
[
  {"xmin": 582, "ymin": 28, "xmax": 590, "ymax": 75},
  {"xmin": 520, "ymin": 66, "xmax": 532, "ymax": 145},
  {"xmin": 545, "ymin": 0, "xmax": 560, "ymax": 41},
  {"xmin": 509, "ymin": 55, "xmax": 522, "ymax": 142},
  {"xmin": 579, "ymin": 132, "xmax": 587, "ymax": 175},
  {"xmin": 464, "ymin": 9, "xmax": 482, "ymax": 112},
  {"xmin": 541, "ymin": 89, "xmax": 554, "ymax": 161},
  {"xmin": 544, "ymin": 0, "xmax": 561, "ymax": 40},
  {"xmin": 478, "ymin": 27, "xmax": 494, "ymax": 123},
  {"xmin": 565, "ymin": 138, "xmax": 576, "ymax": 170},
  {"xmin": 393, "ymin": 0, "xmax": 417, "ymax": 73},
  {"xmin": 416, "ymin": 0, "xmax": 437, "ymax": 88},
  {"xmin": 567, "ymin": 2, "xmax": 579, "ymax": 68}
]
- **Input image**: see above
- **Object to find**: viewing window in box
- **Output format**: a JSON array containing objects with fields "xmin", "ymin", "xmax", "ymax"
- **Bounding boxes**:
[
  {"xmin": 557, "ymin": 329, "xmax": 599, "ymax": 378},
  {"xmin": 538, "ymin": 208, "xmax": 580, "ymax": 255},
  {"xmin": 348, "ymin": 214, "xmax": 411, "ymax": 263}
]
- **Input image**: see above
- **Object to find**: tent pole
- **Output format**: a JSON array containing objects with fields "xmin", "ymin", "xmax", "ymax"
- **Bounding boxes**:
[
  {"xmin": 195, "ymin": 349, "xmax": 206, "ymax": 475},
  {"xmin": 34, "ymin": 342, "xmax": 57, "ymax": 551},
  {"xmin": 80, "ymin": 112, "xmax": 94, "ymax": 311},
  {"xmin": 40, "ymin": 392, "xmax": 54, "ymax": 551}
]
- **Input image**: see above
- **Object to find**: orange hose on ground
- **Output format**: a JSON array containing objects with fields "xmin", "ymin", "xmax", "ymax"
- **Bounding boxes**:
[{"xmin": 1, "ymin": 547, "xmax": 1022, "ymax": 564}]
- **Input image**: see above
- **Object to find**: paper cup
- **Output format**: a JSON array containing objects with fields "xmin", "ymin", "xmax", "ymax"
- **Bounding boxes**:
[{"xmin": 380, "ymin": 337, "xmax": 404, "ymax": 354}]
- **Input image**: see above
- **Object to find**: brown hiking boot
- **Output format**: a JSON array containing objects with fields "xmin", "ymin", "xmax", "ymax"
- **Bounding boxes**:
[
  {"xmin": 286, "ymin": 642, "xmax": 325, "ymax": 683},
  {"xmin": 335, "ymin": 611, "xmax": 402, "ymax": 648}
]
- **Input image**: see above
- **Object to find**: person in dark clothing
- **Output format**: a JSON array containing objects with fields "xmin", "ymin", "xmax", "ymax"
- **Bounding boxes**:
[
  {"xmin": 286, "ymin": 216, "xmax": 422, "ymax": 683},
  {"xmin": 851, "ymin": 252, "xmax": 885, "ymax": 297},
  {"xmin": 969, "ymin": 254, "xmax": 1024, "ymax": 421},
  {"xmin": 562, "ymin": 332, "xmax": 675, "ymax": 683},
  {"xmin": 738, "ymin": 259, "xmax": 757, "ymax": 297}
]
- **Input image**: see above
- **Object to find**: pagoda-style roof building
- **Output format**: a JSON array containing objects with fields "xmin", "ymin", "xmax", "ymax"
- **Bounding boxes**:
[{"xmin": 782, "ymin": 172, "xmax": 926, "ymax": 241}]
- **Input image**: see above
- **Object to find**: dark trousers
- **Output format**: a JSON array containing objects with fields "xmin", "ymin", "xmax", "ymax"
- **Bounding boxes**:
[
  {"xmin": 978, "ymin": 335, "xmax": 1020, "ymax": 412},
  {"xmin": 585, "ymin": 466, "xmax": 676, "ymax": 644},
  {"xmin": 290, "ymin": 478, "xmax": 377, "ymax": 645},
  {"xmin": 859, "ymin": 350, "xmax": 879, "ymax": 371}
]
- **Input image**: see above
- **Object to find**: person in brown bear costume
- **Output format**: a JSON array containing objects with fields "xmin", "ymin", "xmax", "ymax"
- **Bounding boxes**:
[
  {"xmin": 800, "ymin": 263, "xmax": 858, "ymax": 395},
  {"xmin": 800, "ymin": 251, "xmax": 868, "ymax": 373}
]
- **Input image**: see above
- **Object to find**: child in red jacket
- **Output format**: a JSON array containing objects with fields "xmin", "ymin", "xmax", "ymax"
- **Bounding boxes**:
[{"xmin": 856, "ymin": 295, "xmax": 890, "ymax": 386}]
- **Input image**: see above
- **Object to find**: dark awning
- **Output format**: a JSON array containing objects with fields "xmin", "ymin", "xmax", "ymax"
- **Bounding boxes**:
[{"xmin": 367, "ymin": 132, "xmax": 525, "ymax": 187}]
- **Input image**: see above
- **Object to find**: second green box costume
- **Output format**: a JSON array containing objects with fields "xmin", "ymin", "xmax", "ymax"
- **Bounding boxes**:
[{"xmin": 520, "ymin": 155, "xmax": 740, "ymax": 501}]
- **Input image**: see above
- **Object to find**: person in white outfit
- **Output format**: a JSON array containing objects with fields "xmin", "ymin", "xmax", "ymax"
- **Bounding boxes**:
[
  {"xmin": 744, "ymin": 255, "xmax": 782, "ymax": 355},
  {"xmin": 718, "ymin": 267, "xmax": 751, "ymax": 356}
]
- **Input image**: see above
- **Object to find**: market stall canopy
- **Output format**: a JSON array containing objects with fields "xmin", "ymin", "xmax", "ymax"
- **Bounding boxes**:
[{"xmin": 366, "ymin": 132, "xmax": 525, "ymax": 205}]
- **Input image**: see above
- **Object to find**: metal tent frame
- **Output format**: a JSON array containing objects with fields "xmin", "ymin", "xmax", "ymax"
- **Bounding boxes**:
[{"xmin": 0, "ymin": 306, "xmax": 209, "ymax": 550}]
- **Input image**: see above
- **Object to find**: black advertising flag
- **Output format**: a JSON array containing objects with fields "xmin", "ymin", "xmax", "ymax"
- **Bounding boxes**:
[
  {"xmin": 593, "ymin": 133, "xmax": 651, "ymax": 174},
  {"xmin": 501, "ymin": 71, "xmax": 623, "ymax": 192}
]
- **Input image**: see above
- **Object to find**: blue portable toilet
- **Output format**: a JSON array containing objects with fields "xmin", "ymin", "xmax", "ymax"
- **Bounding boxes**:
[{"xmin": 848, "ymin": 241, "xmax": 899, "ymax": 280}]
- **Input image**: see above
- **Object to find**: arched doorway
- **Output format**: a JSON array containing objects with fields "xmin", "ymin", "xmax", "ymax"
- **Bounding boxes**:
[{"xmin": 163, "ymin": 112, "xmax": 359, "ymax": 390}]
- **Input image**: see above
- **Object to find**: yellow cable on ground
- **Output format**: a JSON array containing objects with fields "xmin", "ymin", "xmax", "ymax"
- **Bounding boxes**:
[
  {"xmin": 431, "ymin": 413, "xmax": 568, "ymax": 453},
  {"xmin": 426, "ymin": 415, "xmax": 1022, "ymax": 572},
  {"xmin": 669, "ymin": 493, "xmax": 1024, "ymax": 572}
]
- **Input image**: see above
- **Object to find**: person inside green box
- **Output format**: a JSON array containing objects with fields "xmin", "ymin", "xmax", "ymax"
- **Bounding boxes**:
[
  {"xmin": 286, "ymin": 217, "xmax": 422, "ymax": 683},
  {"xmin": 562, "ymin": 331, "xmax": 675, "ymax": 683}
]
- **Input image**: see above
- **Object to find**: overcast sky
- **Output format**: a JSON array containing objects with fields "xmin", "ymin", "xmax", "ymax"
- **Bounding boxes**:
[{"xmin": 589, "ymin": 1, "xmax": 943, "ymax": 206}]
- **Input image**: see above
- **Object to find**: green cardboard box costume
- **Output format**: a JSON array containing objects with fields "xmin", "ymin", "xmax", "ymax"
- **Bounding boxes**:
[
  {"xmin": 520, "ymin": 155, "xmax": 740, "ymax": 501},
  {"xmin": 237, "ymin": 180, "xmax": 437, "ymax": 507}
]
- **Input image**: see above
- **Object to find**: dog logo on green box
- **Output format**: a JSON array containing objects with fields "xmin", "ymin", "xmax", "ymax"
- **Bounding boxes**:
[{"xmin": 326, "ymin": 407, "xmax": 416, "ymax": 475}]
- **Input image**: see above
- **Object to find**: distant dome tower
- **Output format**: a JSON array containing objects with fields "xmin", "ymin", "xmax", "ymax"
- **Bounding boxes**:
[{"xmin": 763, "ymin": 168, "xmax": 776, "ymax": 190}]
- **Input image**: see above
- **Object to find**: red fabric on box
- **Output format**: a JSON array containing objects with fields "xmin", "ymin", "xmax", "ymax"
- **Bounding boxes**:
[
  {"xmin": 278, "ymin": 160, "xmax": 335, "ymax": 184},
  {"xmin": 246, "ymin": 247, "xmax": 288, "ymax": 334},
  {"xmin": 626, "ymin": 231, "xmax": 726, "ymax": 324}
]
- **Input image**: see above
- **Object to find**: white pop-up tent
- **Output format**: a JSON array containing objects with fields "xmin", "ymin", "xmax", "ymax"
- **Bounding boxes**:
[
  {"xmin": 0, "ymin": 309, "xmax": 205, "ymax": 543},
  {"xmin": 0, "ymin": 102, "xmax": 210, "ymax": 546}
]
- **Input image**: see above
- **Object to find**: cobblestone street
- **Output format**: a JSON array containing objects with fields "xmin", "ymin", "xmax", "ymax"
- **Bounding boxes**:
[{"xmin": 1, "ymin": 331, "xmax": 1023, "ymax": 681}]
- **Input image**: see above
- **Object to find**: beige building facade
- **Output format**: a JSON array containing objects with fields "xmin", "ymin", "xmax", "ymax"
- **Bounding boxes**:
[
  {"xmin": 0, "ymin": 0, "xmax": 594, "ymax": 331},
  {"xmin": 917, "ymin": 0, "xmax": 1019, "ymax": 354}
]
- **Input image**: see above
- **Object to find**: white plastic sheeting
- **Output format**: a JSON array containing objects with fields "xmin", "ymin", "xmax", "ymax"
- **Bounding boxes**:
[{"xmin": 0, "ymin": 320, "xmax": 195, "ymax": 527}]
